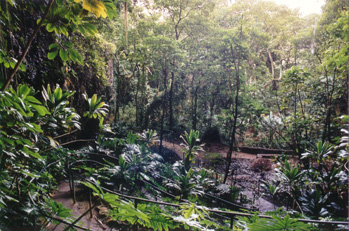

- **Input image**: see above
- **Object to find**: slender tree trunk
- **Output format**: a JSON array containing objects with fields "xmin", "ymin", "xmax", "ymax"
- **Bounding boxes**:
[
  {"xmin": 209, "ymin": 97, "xmax": 214, "ymax": 129},
  {"xmin": 191, "ymin": 74, "xmax": 195, "ymax": 129},
  {"xmin": 190, "ymin": 74, "xmax": 199, "ymax": 131},
  {"xmin": 294, "ymin": 82, "xmax": 299, "ymax": 153},
  {"xmin": 298, "ymin": 88, "xmax": 308, "ymax": 142},
  {"xmin": 193, "ymin": 87, "xmax": 198, "ymax": 130},
  {"xmin": 268, "ymin": 48, "xmax": 275, "ymax": 80},
  {"xmin": 267, "ymin": 48, "xmax": 277, "ymax": 90},
  {"xmin": 135, "ymin": 66, "xmax": 140, "ymax": 127},
  {"xmin": 116, "ymin": 59, "xmax": 121, "ymax": 120},
  {"xmin": 169, "ymin": 70, "xmax": 174, "ymax": 129},
  {"xmin": 223, "ymin": 70, "xmax": 240, "ymax": 184},
  {"xmin": 175, "ymin": 24, "xmax": 179, "ymax": 41},
  {"xmin": 159, "ymin": 63, "xmax": 168, "ymax": 154},
  {"xmin": 140, "ymin": 63, "xmax": 146, "ymax": 128},
  {"xmin": 134, "ymin": 44, "xmax": 139, "ymax": 126},
  {"xmin": 322, "ymin": 70, "xmax": 330, "ymax": 142},
  {"xmin": 223, "ymin": 17, "xmax": 243, "ymax": 184},
  {"xmin": 193, "ymin": 81, "xmax": 199, "ymax": 131},
  {"xmin": 113, "ymin": 56, "xmax": 118, "ymax": 122},
  {"xmin": 124, "ymin": 1, "xmax": 128, "ymax": 48},
  {"xmin": 322, "ymin": 69, "xmax": 336, "ymax": 142}
]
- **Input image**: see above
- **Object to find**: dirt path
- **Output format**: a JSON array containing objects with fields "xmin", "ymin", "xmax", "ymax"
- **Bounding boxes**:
[
  {"xmin": 48, "ymin": 181, "xmax": 108, "ymax": 231},
  {"xmin": 162, "ymin": 140, "xmax": 257, "ymax": 160}
]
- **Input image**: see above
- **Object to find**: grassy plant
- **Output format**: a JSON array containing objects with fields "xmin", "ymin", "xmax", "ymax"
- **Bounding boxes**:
[{"xmin": 180, "ymin": 130, "xmax": 204, "ymax": 171}]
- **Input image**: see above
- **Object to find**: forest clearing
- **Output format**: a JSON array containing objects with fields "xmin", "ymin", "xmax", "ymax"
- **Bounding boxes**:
[{"xmin": 0, "ymin": 0, "xmax": 348, "ymax": 230}]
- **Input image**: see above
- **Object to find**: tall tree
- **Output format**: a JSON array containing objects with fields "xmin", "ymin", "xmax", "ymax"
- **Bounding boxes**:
[
  {"xmin": 217, "ymin": 17, "xmax": 248, "ymax": 183},
  {"xmin": 153, "ymin": 0, "xmax": 213, "ymax": 130}
]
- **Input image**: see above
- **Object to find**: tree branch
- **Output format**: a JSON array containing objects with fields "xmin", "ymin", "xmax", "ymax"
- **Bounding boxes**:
[
  {"xmin": 53, "ymin": 129, "xmax": 79, "ymax": 139},
  {"xmin": 1, "ymin": 0, "xmax": 55, "ymax": 91},
  {"xmin": 41, "ymin": 139, "xmax": 94, "ymax": 153}
]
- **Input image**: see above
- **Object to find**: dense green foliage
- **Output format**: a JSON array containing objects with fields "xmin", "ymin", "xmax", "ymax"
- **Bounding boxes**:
[{"xmin": 0, "ymin": 0, "xmax": 348, "ymax": 230}]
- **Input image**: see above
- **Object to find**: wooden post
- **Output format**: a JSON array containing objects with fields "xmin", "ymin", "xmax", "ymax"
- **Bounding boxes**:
[
  {"xmin": 89, "ymin": 188, "xmax": 93, "ymax": 218},
  {"xmin": 230, "ymin": 215, "xmax": 235, "ymax": 229},
  {"xmin": 72, "ymin": 172, "xmax": 76, "ymax": 204}
]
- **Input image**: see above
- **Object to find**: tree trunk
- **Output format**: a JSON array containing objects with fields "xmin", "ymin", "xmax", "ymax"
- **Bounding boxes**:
[
  {"xmin": 298, "ymin": 88, "xmax": 308, "ymax": 142},
  {"xmin": 191, "ymin": 74, "xmax": 195, "ymax": 130},
  {"xmin": 115, "ymin": 58, "xmax": 121, "ymax": 120},
  {"xmin": 267, "ymin": 48, "xmax": 277, "ymax": 91},
  {"xmin": 294, "ymin": 82, "xmax": 299, "ymax": 153},
  {"xmin": 223, "ymin": 70, "xmax": 240, "ymax": 184},
  {"xmin": 190, "ymin": 74, "xmax": 199, "ymax": 131},
  {"xmin": 135, "ymin": 65, "xmax": 140, "ymax": 127},
  {"xmin": 124, "ymin": 1, "xmax": 128, "ymax": 48},
  {"xmin": 193, "ymin": 86, "xmax": 198, "ymax": 130},
  {"xmin": 140, "ymin": 63, "xmax": 146, "ymax": 128},
  {"xmin": 223, "ymin": 18, "xmax": 243, "ymax": 184},
  {"xmin": 159, "ymin": 63, "xmax": 168, "ymax": 154},
  {"xmin": 169, "ymin": 70, "xmax": 174, "ymax": 129},
  {"xmin": 322, "ymin": 69, "xmax": 336, "ymax": 143},
  {"xmin": 268, "ymin": 48, "xmax": 275, "ymax": 80}
]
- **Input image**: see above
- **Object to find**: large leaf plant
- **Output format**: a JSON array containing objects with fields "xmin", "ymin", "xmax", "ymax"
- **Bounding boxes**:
[{"xmin": 0, "ymin": 84, "xmax": 85, "ymax": 229}]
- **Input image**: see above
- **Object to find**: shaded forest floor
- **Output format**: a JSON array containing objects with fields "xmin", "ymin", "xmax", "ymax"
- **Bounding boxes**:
[
  {"xmin": 50, "ymin": 140, "xmax": 279, "ymax": 230},
  {"xmin": 48, "ymin": 181, "xmax": 108, "ymax": 231}
]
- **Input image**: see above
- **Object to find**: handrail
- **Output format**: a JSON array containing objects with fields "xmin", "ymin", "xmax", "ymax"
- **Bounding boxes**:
[
  {"xmin": 138, "ymin": 178, "xmax": 178, "ymax": 199},
  {"xmin": 69, "ymin": 158, "xmax": 252, "ymax": 211},
  {"xmin": 41, "ymin": 214, "xmax": 89, "ymax": 230},
  {"xmin": 205, "ymin": 193, "xmax": 248, "ymax": 210},
  {"xmin": 73, "ymin": 172, "xmax": 348, "ymax": 226},
  {"xmin": 69, "ymin": 159, "xmax": 106, "ymax": 167},
  {"xmin": 158, "ymin": 174, "xmax": 252, "ymax": 211},
  {"xmin": 79, "ymin": 152, "xmax": 119, "ymax": 162}
]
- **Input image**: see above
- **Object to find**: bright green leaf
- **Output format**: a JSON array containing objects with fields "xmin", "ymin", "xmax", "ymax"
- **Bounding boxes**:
[
  {"xmin": 48, "ymin": 50, "xmax": 58, "ymax": 60},
  {"xmin": 59, "ymin": 49, "xmax": 68, "ymax": 62}
]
